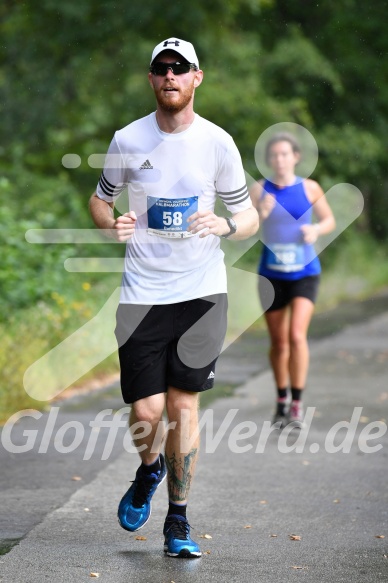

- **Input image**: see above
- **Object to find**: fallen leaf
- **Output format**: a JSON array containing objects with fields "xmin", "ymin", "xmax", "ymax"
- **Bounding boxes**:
[
  {"xmin": 244, "ymin": 525, "xmax": 252, "ymax": 529},
  {"xmin": 260, "ymin": 500, "xmax": 267, "ymax": 504},
  {"xmin": 375, "ymin": 535, "xmax": 385, "ymax": 539},
  {"xmin": 302, "ymin": 460, "xmax": 310, "ymax": 466},
  {"xmin": 135, "ymin": 535, "xmax": 147, "ymax": 541},
  {"xmin": 204, "ymin": 550, "xmax": 211, "ymax": 555},
  {"xmin": 90, "ymin": 573, "xmax": 100, "ymax": 578},
  {"xmin": 333, "ymin": 499, "xmax": 340, "ymax": 504},
  {"xmin": 199, "ymin": 534, "xmax": 212, "ymax": 539},
  {"xmin": 290, "ymin": 565, "xmax": 308, "ymax": 570},
  {"xmin": 289, "ymin": 534, "xmax": 301, "ymax": 541},
  {"xmin": 269, "ymin": 534, "xmax": 278, "ymax": 538},
  {"xmin": 71, "ymin": 476, "xmax": 82, "ymax": 481}
]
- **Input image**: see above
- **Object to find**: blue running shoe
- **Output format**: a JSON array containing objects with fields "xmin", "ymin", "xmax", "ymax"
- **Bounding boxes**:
[
  {"xmin": 118, "ymin": 454, "xmax": 166, "ymax": 532},
  {"xmin": 163, "ymin": 515, "xmax": 202, "ymax": 558}
]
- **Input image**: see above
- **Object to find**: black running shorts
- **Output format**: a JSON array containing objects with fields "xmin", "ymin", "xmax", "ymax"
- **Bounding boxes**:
[
  {"xmin": 115, "ymin": 294, "xmax": 228, "ymax": 404},
  {"xmin": 259, "ymin": 275, "xmax": 320, "ymax": 312}
]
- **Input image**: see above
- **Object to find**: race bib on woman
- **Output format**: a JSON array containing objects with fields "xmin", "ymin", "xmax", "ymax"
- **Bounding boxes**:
[
  {"xmin": 265, "ymin": 243, "xmax": 305, "ymax": 272},
  {"xmin": 147, "ymin": 196, "xmax": 198, "ymax": 238}
]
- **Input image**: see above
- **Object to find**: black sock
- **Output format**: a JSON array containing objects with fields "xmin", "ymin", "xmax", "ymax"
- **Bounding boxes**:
[
  {"xmin": 291, "ymin": 387, "xmax": 303, "ymax": 402},
  {"xmin": 167, "ymin": 501, "xmax": 187, "ymax": 519},
  {"xmin": 141, "ymin": 454, "xmax": 161, "ymax": 476},
  {"xmin": 276, "ymin": 388, "xmax": 288, "ymax": 415},
  {"xmin": 277, "ymin": 387, "xmax": 288, "ymax": 400}
]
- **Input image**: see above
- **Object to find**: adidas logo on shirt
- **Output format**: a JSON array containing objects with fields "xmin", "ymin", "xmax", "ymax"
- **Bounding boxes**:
[
  {"xmin": 140, "ymin": 159, "xmax": 153, "ymax": 169},
  {"xmin": 207, "ymin": 371, "xmax": 215, "ymax": 379}
]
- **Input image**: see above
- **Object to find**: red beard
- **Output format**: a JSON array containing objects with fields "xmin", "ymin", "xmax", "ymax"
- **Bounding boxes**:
[{"xmin": 154, "ymin": 83, "xmax": 194, "ymax": 113}]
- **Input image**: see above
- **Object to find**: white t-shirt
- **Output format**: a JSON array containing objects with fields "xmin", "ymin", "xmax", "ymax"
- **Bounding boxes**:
[{"xmin": 96, "ymin": 112, "xmax": 251, "ymax": 304}]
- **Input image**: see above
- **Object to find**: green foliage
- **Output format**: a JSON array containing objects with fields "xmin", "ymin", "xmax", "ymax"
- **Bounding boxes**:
[
  {"xmin": 317, "ymin": 125, "xmax": 381, "ymax": 180},
  {"xmin": 2, "ymin": 0, "xmax": 387, "ymax": 215},
  {"xmin": 0, "ymin": 278, "xmax": 120, "ymax": 423},
  {"xmin": 261, "ymin": 26, "xmax": 343, "ymax": 124},
  {"xmin": 0, "ymin": 167, "xmax": 123, "ymax": 315},
  {"xmin": 256, "ymin": 0, "xmax": 388, "ymax": 238},
  {"xmin": 0, "ymin": 203, "xmax": 73, "ymax": 311},
  {"xmin": 317, "ymin": 231, "xmax": 388, "ymax": 309}
]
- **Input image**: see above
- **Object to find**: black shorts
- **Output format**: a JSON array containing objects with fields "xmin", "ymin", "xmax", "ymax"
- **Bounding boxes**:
[
  {"xmin": 259, "ymin": 275, "xmax": 320, "ymax": 312},
  {"xmin": 115, "ymin": 294, "xmax": 228, "ymax": 404}
]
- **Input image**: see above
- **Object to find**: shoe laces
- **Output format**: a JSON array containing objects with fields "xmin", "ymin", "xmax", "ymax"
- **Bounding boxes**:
[
  {"xmin": 131, "ymin": 471, "xmax": 159, "ymax": 508},
  {"xmin": 165, "ymin": 516, "xmax": 190, "ymax": 541},
  {"xmin": 290, "ymin": 402, "xmax": 303, "ymax": 417}
]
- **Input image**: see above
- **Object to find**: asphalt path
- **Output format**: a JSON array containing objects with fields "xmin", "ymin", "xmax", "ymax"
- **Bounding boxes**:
[{"xmin": 0, "ymin": 303, "xmax": 387, "ymax": 582}]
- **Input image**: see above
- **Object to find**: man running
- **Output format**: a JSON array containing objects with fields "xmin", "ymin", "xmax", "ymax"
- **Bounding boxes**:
[{"xmin": 89, "ymin": 37, "xmax": 259, "ymax": 558}]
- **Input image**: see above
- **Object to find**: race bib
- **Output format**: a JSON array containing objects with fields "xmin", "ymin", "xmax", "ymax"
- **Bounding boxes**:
[
  {"xmin": 147, "ymin": 196, "xmax": 198, "ymax": 238},
  {"xmin": 266, "ymin": 243, "xmax": 305, "ymax": 272}
]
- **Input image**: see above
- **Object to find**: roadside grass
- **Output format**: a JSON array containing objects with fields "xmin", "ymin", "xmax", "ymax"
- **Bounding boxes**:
[
  {"xmin": 0, "ymin": 539, "xmax": 20, "ymax": 556},
  {"xmin": 315, "ymin": 235, "xmax": 388, "ymax": 310},
  {"xmin": 0, "ymin": 274, "xmax": 121, "ymax": 424},
  {"xmin": 1, "ymin": 234, "xmax": 387, "ymax": 424}
]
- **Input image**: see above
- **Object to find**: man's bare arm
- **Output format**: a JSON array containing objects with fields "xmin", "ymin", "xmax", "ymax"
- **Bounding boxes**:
[{"xmin": 89, "ymin": 193, "xmax": 136, "ymax": 242}]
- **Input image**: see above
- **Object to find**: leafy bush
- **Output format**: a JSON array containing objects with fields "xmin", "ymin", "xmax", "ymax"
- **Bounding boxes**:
[{"xmin": 0, "ymin": 168, "xmax": 123, "ymax": 316}]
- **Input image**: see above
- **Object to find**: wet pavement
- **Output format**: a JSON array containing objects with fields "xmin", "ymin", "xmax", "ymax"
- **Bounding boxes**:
[{"xmin": 0, "ymin": 294, "xmax": 387, "ymax": 582}]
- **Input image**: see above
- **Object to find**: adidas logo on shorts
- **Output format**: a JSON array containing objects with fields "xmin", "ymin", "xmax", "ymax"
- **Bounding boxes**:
[
  {"xmin": 207, "ymin": 371, "xmax": 215, "ymax": 379},
  {"xmin": 140, "ymin": 159, "xmax": 153, "ymax": 169}
]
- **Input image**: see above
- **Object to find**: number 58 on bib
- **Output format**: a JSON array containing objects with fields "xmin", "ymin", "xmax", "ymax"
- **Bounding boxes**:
[{"xmin": 147, "ymin": 196, "xmax": 199, "ymax": 239}]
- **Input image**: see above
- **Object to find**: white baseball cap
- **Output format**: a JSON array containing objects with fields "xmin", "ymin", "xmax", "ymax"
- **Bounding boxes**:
[{"xmin": 150, "ymin": 38, "xmax": 199, "ymax": 68}]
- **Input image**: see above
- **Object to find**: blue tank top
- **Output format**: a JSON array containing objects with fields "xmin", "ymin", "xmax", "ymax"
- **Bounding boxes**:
[{"xmin": 258, "ymin": 178, "xmax": 321, "ymax": 280}]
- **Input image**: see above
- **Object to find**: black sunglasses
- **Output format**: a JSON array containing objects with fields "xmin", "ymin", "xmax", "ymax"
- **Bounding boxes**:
[{"xmin": 149, "ymin": 61, "xmax": 198, "ymax": 76}]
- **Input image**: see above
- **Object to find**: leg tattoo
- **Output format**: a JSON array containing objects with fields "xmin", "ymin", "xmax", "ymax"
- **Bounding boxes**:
[{"xmin": 166, "ymin": 448, "xmax": 197, "ymax": 503}]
